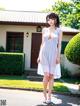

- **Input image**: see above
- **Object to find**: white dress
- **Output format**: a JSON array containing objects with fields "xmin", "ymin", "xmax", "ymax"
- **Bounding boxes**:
[{"xmin": 37, "ymin": 27, "xmax": 61, "ymax": 79}]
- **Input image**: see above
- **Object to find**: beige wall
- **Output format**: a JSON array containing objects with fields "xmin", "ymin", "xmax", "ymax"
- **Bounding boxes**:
[
  {"xmin": 62, "ymin": 35, "xmax": 74, "ymax": 41},
  {"xmin": 0, "ymin": 25, "xmax": 7, "ymax": 48}
]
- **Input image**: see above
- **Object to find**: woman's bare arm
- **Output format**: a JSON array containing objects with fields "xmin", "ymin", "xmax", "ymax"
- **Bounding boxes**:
[
  {"xmin": 57, "ymin": 31, "xmax": 62, "ymax": 56},
  {"xmin": 56, "ymin": 30, "xmax": 62, "ymax": 64}
]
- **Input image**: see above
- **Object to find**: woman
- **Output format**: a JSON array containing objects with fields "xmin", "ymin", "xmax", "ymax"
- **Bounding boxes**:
[{"xmin": 37, "ymin": 12, "xmax": 62, "ymax": 103}]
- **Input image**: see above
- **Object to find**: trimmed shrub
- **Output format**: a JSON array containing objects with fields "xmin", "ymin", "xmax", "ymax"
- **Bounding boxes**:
[
  {"xmin": 64, "ymin": 33, "xmax": 80, "ymax": 65},
  {"xmin": 0, "ymin": 46, "xmax": 5, "ymax": 52},
  {"xmin": 0, "ymin": 52, "xmax": 25, "ymax": 75}
]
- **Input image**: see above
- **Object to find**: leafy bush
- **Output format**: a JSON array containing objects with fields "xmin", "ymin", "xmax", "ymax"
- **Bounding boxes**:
[
  {"xmin": 0, "ymin": 46, "xmax": 5, "ymax": 52},
  {"xmin": 0, "ymin": 52, "xmax": 25, "ymax": 75},
  {"xmin": 64, "ymin": 33, "xmax": 80, "ymax": 65}
]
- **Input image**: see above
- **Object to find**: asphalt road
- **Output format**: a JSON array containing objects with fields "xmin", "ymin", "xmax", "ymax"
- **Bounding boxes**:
[{"xmin": 0, "ymin": 88, "xmax": 80, "ymax": 106}]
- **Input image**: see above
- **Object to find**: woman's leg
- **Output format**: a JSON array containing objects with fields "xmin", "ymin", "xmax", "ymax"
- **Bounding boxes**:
[
  {"xmin": 43, "ymin": 72, "xmax": 49, "ymax": 102},
  {"xmin": 48, "ymin": 74, "xmax": 54, "ymax": 102}
]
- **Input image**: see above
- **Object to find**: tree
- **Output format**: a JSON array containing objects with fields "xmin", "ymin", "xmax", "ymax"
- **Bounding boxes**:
[
  {"xmin": 47, "ymin": 0, "xmax": 80, "ymax": 29},
  {"xmin": 71, "ymin": 0, "xmax": 80, "ymax": 29}
]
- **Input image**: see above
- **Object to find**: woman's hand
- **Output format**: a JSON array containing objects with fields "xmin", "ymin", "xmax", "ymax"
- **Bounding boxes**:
[{"xmin": 37, "ymin": 57, "xmax": 40, "ymax": 63}]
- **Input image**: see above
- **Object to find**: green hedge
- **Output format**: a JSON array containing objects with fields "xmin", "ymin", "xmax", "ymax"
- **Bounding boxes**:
[
  {"xmin": 0, "ymin": 52, "xmax": 25, "ymax": 75},
  {"xmin": 64, "ymin": 33, "xmax": 80, "ymax": 65},
  {"xmin": 0, "ymin": 46, "xmax": 5, "ymax": 52}
]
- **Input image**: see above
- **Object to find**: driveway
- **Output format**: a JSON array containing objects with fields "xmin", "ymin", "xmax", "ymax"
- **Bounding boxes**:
[{"xmin": 0, "ymin": 88, "xmax": 80, "ymax": 106}]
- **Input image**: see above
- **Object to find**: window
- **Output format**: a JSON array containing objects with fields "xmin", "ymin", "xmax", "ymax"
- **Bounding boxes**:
[{"xmin": 6, "ymin": 32, "xmax": 24, "ymax": 52}]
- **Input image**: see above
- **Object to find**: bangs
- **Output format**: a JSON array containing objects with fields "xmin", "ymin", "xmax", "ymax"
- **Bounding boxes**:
[{"xmin": 49, "ymin": 13, "xmax": 57, "ymax": 19}]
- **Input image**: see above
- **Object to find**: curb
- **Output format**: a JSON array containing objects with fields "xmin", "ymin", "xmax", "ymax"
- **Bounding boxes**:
[{"xmin": 0, "ymin": 86, "xmax": 80, "ymax": 97}]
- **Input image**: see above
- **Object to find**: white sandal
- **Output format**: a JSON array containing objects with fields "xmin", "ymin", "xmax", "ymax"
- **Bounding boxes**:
[
  {"xmin": 43, "ymin": 100, "xmax": 47, "ymax": 104},
  {"xmin": 46, "ymin": 99, "xmax": 51, "ymax": 104}
]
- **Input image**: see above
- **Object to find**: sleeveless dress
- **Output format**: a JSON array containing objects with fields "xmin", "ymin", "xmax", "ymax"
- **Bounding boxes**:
[{"xmin": 37, "ymin": 27, "xmax": 61, "ymax": 79}]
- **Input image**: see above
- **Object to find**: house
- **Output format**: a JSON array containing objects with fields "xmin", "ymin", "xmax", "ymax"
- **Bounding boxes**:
[{"xmin": 0, "ymin": 10, "xmax": 79, "ymax": 70}]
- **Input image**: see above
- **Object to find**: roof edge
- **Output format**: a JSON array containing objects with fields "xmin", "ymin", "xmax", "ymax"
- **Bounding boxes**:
[{"xmin": 0, "ymin": 9, "xmax": 48, "ymax": 14}]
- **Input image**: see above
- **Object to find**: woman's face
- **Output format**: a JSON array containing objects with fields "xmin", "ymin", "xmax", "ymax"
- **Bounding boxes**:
[{"xmin": 47, "ymin": 18, "xmax": 56, "ymax": 27}]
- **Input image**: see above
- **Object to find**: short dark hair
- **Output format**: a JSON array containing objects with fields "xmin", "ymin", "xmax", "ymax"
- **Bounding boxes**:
[{"xmin": 46, "ymin": 13, "xmax": 60, "ymax": 27}]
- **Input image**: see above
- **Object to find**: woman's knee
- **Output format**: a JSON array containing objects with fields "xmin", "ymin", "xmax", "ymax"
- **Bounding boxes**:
[
  {"xmin": 49, "ymin": 74, "xmax": 54, "ymax": 80},
  {"xmin": 44, "ymin": 72, "xmax": 50, "ymax": 80}
]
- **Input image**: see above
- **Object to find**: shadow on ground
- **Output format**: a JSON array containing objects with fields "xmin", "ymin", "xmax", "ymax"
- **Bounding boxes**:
[
  {"xmin": 36, "ymin": 102, "xmax": 56, "ymax": 106},
  {"xmin": 36, "ymin": 93, "xmax": 80, "ymax": 106}
]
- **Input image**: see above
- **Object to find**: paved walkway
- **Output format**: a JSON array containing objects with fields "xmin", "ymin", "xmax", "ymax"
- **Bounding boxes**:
[
  {"xmin": 0, "ymin": 89, "xmax": 80, "ymax": 106},
  {"xmin": 64, "ymin": 83, "xmax": 80, "ymax": 95},
  {"xmin": 60, "ymin": 79, "xmax": 80, "ymax": 95}
]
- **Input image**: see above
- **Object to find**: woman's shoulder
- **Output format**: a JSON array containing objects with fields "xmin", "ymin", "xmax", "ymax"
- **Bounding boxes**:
[
  {"xmin": 55, "ymin": 27, "xmax": 62, "ymax": 37},
  {"xmin": 42, "ymin": 27, "xmax": 48, "ymax": 33},
  {"xmin": 57, "ymin": 27, "xmax": 62, "ymax": 32},
  {"xmin": 56, "ymin": 27, "xmax": 62, "ymax": 35}
]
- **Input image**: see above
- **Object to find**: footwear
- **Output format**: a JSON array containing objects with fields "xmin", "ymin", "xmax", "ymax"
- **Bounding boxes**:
[
  {"xmin": 43, "ymin": 100, "xmax": 47, "ymax": 104},
  {"xmin": 46, "ymin": 100, "xmax": 51, "ymax": 104}
]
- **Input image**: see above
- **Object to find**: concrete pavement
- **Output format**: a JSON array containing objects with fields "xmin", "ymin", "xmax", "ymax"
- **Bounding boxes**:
[
  {"xmin": 63, "ymin": 83, "xmax": 80, "ymax": 95},
  {"xmin": 0, "ymin": 88, "xmax": 80, "ymax": 106},
  {"xmin": 60, "ymin": 79, "xmax": 80, "ymax": 95}
]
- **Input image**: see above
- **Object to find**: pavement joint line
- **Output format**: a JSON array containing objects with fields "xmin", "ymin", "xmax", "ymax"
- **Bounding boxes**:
[{"xmin": 0, "ymin": 86, "xmax": 80, "ymax": 97}]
